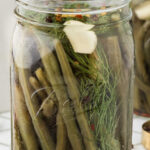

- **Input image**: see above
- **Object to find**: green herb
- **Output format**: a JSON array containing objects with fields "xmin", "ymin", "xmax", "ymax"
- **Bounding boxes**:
[{"xmin": 62, "ymin": 38, "xmax": 120, "ymax": 150}]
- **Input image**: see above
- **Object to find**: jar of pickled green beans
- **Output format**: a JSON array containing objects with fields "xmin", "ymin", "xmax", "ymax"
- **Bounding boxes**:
[
  {"xmin": 132, "ymin": 0, "xmax": 150, "ymax": 117},
  {"xmin": 11, "ymin": 0, "xmax": 134, "ymax": 150}
]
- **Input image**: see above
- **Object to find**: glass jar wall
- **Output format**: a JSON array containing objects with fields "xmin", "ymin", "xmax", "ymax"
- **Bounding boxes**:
[
  {"xmin": 132, "ymin": 0, "xmax": 150, "ymax": 116},
  {"xmin": 11, "ymin": 0, "xmax": 134, "ymax": 150}
]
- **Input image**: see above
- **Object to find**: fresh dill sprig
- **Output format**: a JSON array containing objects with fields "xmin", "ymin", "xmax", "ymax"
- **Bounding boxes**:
[
  {"xmin": 60, "ymin": 33, "xmax": 120, "ymax": 150},
  {"xmin": 78, "ymin": 49, "xmax": 120, "ymax": 150}
]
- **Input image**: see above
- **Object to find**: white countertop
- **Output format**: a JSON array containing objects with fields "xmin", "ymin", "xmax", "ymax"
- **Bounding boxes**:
[
  {"xmin": 0, "ymin": 112, "xmax": 11, "ymax": 150},
  {"xmin": 0, "ymin": 112, "xmax": 149, "ymax": 150}
]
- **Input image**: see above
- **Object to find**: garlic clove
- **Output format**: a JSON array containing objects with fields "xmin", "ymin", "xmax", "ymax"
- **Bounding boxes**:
[{"xmin": 64, "ymin": 20, "xmax": 97, "ymax": 54}]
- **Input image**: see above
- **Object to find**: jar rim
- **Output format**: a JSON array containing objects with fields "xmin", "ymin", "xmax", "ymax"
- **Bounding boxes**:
[{"xmin": 16, "ymin": 0, "xmax": 131, "ymax": 15}]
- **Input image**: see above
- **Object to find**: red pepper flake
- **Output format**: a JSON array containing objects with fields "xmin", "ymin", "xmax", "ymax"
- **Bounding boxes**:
[
  {"xmin": 77, "ymin": 4, "xmax": 81, "ymax": 8},
  {"xmin": 91, "ymin": 124, "xmax": 95, "ymax": 131},
  {"xmin": 56, "ymin": 14, "xmax": 62, "ymax": 22},
  {"xmin": 74, "ymin": 61, "xmax": 79, "ymax": 65},
  {"xmin": 75, "ymin": 15, "xmax": 83, "ymax": 19},
  {"xmin": 77, "ymin": 9, "xmax": 82, "ymax": 12}
]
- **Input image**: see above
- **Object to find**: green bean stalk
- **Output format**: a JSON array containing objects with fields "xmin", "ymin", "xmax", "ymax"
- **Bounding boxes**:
[
  {"xmin": 14, "ymin": 83, "xmax": 40, "ymax": 150},
  {"xmin": 33, "ymin": 29, "xmax": 85, "ymax": 150}
]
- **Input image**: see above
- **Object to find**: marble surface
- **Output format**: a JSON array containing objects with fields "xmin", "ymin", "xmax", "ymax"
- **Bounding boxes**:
[
  {"xmin": 0, "ymin": 112, "xmax": 11, "ymax": 150},
  {"xmin": 0, "ymin": 112, "xmax": 149, "ymax": 150}
]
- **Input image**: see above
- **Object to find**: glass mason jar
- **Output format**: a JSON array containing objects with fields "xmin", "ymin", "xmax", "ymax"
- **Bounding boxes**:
[
  {"xmin": 132, "ymin": 0, "xmax": 150, "ymax": 117},
  {"xmin": 11, "ymin": 0, "xmax": 134, "ymax": 150}
]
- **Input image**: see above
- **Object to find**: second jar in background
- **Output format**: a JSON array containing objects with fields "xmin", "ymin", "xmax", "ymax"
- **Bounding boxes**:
[{"xmin": 133, "ymin": 0, "xmax": 150, "ymax": 116}]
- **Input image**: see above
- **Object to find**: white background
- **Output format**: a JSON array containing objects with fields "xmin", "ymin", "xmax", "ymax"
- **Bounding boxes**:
[{"xmin": 0, "ymin": 0, "xmax": 16, "ymax": 112}]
